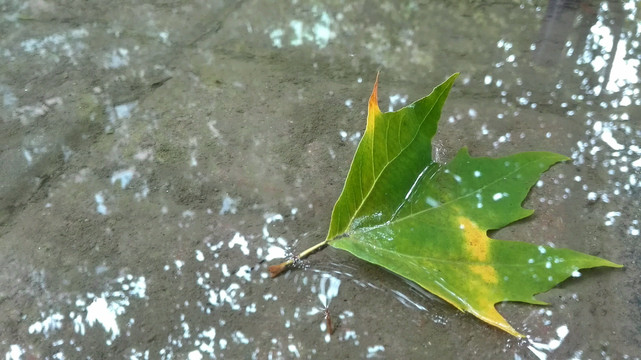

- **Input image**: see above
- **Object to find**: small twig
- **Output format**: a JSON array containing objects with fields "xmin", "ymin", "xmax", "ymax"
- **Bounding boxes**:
[{"xmin": 324, "ymin": 308, "xmax": 334, "ymax": 335}]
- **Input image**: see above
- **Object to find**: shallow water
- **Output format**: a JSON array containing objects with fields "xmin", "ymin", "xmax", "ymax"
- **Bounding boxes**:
[{"xmin": 1, "ymin": 1, "xmax": 639, "ymax": 359}]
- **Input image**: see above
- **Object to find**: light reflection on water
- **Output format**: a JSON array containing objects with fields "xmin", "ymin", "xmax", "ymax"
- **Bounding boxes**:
[{"xmin": 27, "ymin": 273, "xmax": 147, "ymax": 346}]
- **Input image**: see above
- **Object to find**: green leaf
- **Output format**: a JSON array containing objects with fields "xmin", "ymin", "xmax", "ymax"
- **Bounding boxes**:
[{"xmin": 324, "ymin": 73, "xmax": 621, "ymax": 337}]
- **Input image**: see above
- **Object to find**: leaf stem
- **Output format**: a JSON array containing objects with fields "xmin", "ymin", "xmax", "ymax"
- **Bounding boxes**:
[{"xmin": 268, "ymin": 239, "xmax": 329, "ymax": 278}]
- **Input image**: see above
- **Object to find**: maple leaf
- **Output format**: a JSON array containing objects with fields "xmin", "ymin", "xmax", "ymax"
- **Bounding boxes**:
[{"xmin": 270, "ymin": 73, "xmax": 621, "ymax": 337}]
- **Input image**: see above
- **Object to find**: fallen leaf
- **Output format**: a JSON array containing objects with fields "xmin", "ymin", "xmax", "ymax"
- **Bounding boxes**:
[{"xmin": 270, "ymin": 73, "xmax": 622, "ymax": 337}]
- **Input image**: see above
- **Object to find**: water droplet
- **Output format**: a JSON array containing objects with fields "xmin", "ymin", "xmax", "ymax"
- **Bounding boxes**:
[
  {"xmin": 195, "ymin": 250, "xmax": 205, "ymax": 262},
  {"xmin": 492, "ymin": 192, "xmax": 509, "ymax": 201},
  {"xmin": 425, "ymin": 197, "xmax": 440, "ymax": 207}
]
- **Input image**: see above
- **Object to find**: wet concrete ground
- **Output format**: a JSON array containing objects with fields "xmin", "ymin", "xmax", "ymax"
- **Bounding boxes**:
[{"xmin": 1, "ymin": 1, "xmax": 639, "ymax": 358}]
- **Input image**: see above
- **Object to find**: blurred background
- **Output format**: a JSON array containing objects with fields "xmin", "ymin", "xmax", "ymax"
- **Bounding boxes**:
[{"xmin": 0, "ymin": 0, "xmax": 639, "ymax": 358}]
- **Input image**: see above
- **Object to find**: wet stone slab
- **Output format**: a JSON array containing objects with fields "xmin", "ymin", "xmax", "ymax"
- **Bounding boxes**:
[{"xmin": 0, "ymin": 1, "xmax": 639, "ymax": 359}]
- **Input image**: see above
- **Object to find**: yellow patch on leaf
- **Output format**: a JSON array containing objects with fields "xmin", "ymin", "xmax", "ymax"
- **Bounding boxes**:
[
  {"xmin": 460, "ymin": 216, "xmax": 499, "ymax": 284},
  {"xmin": 459, "ymin": 216, "xmax": 490, "ymax": 261},
  {"xmin": 469, "ymin": 264, "xmax": 498, "ymax": 284}
]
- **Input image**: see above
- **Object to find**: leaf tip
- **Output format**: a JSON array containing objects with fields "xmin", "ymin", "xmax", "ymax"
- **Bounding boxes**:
[
  {"xmin": 474, "ymin": 304, "xmax": 524, "ymax": 338},
  {"xmin": 497, "ymin": 321, "xmax": 525, "ymax": 338},
  {"xmin": 602, "ymin": 260, "xmax": 624, "ymax": 269},
  {"xmin": 366, "ymin": 72, "xmax": 381, "ymax": 132},
  {"xmin": 552, "ymin": 153, "xmax": 571, "ymax": 163},
  {"xmin": 443, "ymin": 72, "xmax": 460, "ymax": 88}
]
